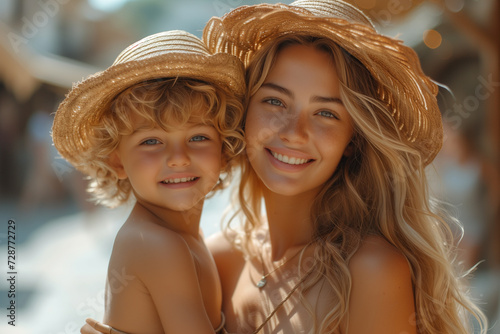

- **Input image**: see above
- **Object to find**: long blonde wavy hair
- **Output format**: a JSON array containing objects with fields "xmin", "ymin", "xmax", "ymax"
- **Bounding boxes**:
[
  {"xmin": 81, "ymin": 78, "xmax": 245, "ymax": 208},
  {"xmin": 229, "ymin": 34, "xmax": 487, "ymax": 333}
]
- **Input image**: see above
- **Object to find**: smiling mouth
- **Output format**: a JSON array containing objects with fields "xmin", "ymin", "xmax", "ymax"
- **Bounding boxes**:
[
  {"xmin": 268, "ymin": 149, "xmax": 313, "ymax": 165},
  {"xmin": 161, "ymin": 177, "xmax": 198, "ymax": 184}
]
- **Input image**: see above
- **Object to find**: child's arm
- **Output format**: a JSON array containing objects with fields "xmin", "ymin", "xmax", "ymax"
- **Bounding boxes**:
[
  {"xmin": 143, "ymin": 231, "xmax": 216, "ymax": 333},
  {"xmin": 344, "ymin": 236, "xmax": 417, "ymax": 334},
  {"xmin": 108, "ymin": 224, "xmax": 217, "ymax": 334}
]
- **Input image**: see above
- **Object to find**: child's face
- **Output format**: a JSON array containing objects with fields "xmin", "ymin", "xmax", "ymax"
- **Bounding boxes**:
[
  {"xmin": 245, "ymin": 44, "xmax": 354, "ymax": 198},
  {"xmin": 111, "ymin": 112, "xmax": 222, "ymax": 212}
]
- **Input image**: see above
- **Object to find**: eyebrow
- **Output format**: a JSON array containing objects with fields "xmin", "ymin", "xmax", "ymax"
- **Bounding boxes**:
[
  {"xmin": 130, "ymin": 124, "xmax": 156, "ymax": 135},
  {"xmin": 261, "ymin": 82, "xmax": 293, "ymax": 97},
  {"xmin": 261, "ymin": 82, "xmax": 344, "ymax": 105},
  {"xmin": 130, "ymin": 122, "xmax": 214, "ymax": 135},
  {"xmin": 311, "ymin": 95, "xmax": 344, "ymax": 105}
]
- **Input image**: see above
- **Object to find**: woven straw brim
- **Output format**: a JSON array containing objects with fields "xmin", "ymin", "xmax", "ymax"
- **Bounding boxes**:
[
  {"xmin": 53, "ymin": 33, "xmax": 245, "ymax": 173},
  {"xmin": 203, "ymin": 3, "xmax": 443, "ymax": 165}
]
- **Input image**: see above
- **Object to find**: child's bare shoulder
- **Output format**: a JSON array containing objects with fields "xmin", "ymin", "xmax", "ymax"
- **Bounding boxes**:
[
  {"xmin": 112, "ymin": 216, "xmax": 194, "ymax": 271},
  {"xmin": 120, "ymin": 215, "xmax": 186, "ymax": 241}
]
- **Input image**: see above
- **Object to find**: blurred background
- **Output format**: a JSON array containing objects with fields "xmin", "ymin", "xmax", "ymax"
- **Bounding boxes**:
[{"xmin": 0, "ymin": 0, "xmax": 498, "ymax": 333}]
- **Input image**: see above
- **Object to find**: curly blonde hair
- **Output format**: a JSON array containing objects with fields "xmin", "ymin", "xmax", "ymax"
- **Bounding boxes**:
[
  {"xmin": 81, "ymin": 78, "xmax": 244, "ymax": 208},
  {"xmin": 231, "ymin": 34, "xmax": 487, "ymax": 333}
]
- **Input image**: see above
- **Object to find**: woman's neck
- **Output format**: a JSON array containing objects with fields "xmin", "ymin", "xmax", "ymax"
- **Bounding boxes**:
[{"xmin": 263, "ymin": 189, "xmax": 316, "ymax": 261}]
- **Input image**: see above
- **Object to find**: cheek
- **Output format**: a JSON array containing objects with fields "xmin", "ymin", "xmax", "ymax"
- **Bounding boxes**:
[
  {"xmin": 245, "ymin": 110, "xmax": 278, "ymax": 148},
  {"xmin": 129, "ymin": 152, "xmax": 160, "ymax": 169},
  {"xmin": 244, "ymin": 106, "xmax": 260, "ymax": 139},
  {"xmin": 322, "ymin": 131, "xmax": 353, "ymax": 162},
  {"xmin": 196, "ymin": 150, "xmax": 222, "ymax": 179}
]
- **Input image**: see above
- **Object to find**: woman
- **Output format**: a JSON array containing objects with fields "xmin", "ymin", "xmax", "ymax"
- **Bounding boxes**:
[{"xmin": 84, "ymin": 1, "xmax": 487, "ymax": 333}]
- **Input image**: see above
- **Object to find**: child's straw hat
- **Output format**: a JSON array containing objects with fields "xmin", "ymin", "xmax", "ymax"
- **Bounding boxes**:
[
  {"xmin": 52, "ymin": 30, "xmax": 245, "ymax": 171},
  {"xmin": 203, "ymin": 0, "xmax": 443, "ymax": 165}
]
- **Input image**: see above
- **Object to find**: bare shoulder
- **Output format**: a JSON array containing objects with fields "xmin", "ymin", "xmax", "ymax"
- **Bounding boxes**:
[
  {"xmin": 345, "ymin": 235, "xmax": 416, "ymax": 334},
  {"xmin": 110, "ymin": 219, "xmax": 201, "ymax": 300},
  {"xmin": 121, "ymin": 218, "xmax": 186, "ymax": 243},
  {"xmin": 205, "ymin": 230, "xmax": 245, "ymax": 278},
  {"xmin": 205, "ymin": 230, "xmax": 240, "ymax": 261},
  {"xmin": 112, "ymin": 218, "xmax": 193, "ymax": 268},
  {"xmin": 349, "ymin": 235, "xmax": 411, "ymax": 280}
]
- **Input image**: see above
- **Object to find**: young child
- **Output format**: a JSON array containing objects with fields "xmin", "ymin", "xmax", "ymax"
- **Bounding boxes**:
[{"xmin": 52, "ymin": 30, "xmax": 245, "ymax": 334}]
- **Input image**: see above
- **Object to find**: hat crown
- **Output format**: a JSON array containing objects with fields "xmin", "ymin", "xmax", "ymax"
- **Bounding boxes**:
[
  {"xmin": 290, "ymin": 0, "xmax": 374, "ymax": 28},
  {"xmin": 113, "ymin": 30, "xmax": 211, "ymax": 65}
]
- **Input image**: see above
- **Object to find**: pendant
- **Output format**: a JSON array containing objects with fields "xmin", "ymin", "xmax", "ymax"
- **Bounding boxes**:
[{"xmin": 256, "ymin": 277, "xmax": 267, "ymax": 288}]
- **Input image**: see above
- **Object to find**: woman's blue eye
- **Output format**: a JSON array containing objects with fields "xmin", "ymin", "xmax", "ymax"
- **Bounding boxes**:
[
  {"xmin": 190, "ymin": 135, "xmax": 209, "ymax": 142},
  {"xmin": 318, "ymin": 110, "xmax": 338, "ymax": 119},
  {"xmin": 265, "ymin": 98, "xmax": 284, "ymax": 107},
  {"xmin": 141, "ymin": 139, "xmax": 160, "ymax": 145}
]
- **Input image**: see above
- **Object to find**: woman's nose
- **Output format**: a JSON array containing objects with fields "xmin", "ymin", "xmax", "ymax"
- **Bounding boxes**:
[{"xmin": 278, "ymin": 110, "xmax": 308, "ymax": 144}]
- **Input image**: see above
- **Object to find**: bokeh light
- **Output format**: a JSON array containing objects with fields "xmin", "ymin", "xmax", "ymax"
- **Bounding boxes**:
[
  {"xmin": 423, "ymin": 29, "xmax": 442, "ymax": 49},
  {"xmin": 445, "ymin": 0, "xmax": 465, "ymax": 13}
]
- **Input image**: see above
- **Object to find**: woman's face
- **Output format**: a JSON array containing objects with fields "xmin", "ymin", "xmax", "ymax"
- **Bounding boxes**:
[{"xmin": 245, "ymin": 44, "xmax": 355, "ymax": 198}]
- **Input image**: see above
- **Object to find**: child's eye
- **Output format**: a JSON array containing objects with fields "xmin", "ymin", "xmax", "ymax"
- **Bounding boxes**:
[
  {"xmin": 264, "ymin": 98, "xmax": 284, "ymax": 107},
  {"xmin": 190, "ymin": 135, "xmax": 209, "ymax": 142},
  {"xmin": 317, "ymin": 110, "xmax": 339, "ymax": 119},
  {"xmin": 141, "ymin": 139, "xmax": 161, "ymax": 145}
]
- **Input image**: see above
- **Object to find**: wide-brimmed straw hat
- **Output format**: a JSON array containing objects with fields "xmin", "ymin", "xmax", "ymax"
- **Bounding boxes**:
[
  {"xmin": 203, "ymin": 0, "xmax": 443, "ymax": 165},
  {"xmin": 52, "ymin": 30, "xmax": 245, "ymax": 172}
]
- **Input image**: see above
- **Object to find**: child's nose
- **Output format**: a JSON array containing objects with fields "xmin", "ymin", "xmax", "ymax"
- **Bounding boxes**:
[{"xmin": 167, "ymin": 144, "xmax": 190, "ymax": 167}]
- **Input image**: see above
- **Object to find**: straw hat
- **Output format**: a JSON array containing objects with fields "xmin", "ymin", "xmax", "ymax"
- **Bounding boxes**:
[
  {"xmin": 52, "ymin": 30, "xmax": 245, "ymax": 172},
  {"xmin": 203, "ymin": 0, "xmax": 443, "ymax": 165}
]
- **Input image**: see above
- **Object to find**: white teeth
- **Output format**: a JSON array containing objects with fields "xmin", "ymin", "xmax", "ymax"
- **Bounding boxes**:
[
  {"xmin": 162, "ymin": 177, "xmax": 196, "ymax": 184},
  {"xmin": 271, "ymin": 151, "xmax": 309, "ymax": 165}
]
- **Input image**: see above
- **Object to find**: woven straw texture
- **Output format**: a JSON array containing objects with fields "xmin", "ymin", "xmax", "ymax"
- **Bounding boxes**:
[
  {"xmin": 52, "ymin": 30, "xmax": 245, "ymax": 172},
  {"xmin": 203, "ymin": 0, "xmax": 443, "ymax": 165}
]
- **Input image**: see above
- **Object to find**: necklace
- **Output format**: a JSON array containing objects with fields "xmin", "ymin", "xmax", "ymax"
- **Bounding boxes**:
[
  {"xmin": 256, "ymin": 243, "xmax": 309, "ymax": 288},
  {"xmin": 253, "ymin": 267, "xmax": 314, "ymax": 333}
]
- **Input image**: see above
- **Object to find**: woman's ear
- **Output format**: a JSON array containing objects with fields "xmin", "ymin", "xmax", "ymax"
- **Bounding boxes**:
[
  {"xmin": 343, "ymin": 141, "xmax": 355, "ymax": 157},
  {"xmin": 108, "ymin": 151, "xmax": 127, "ymax": 179}
]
